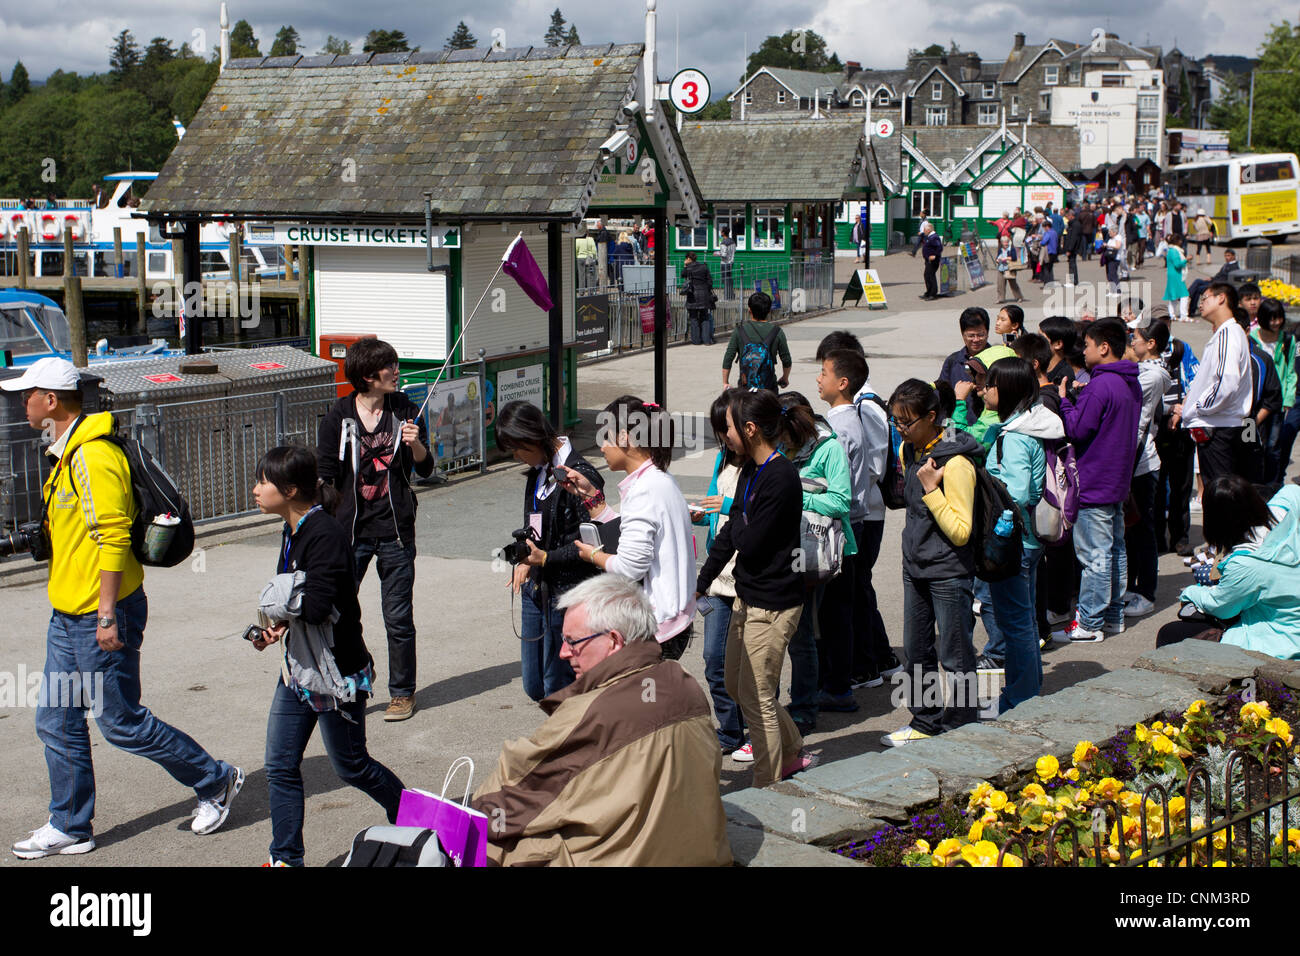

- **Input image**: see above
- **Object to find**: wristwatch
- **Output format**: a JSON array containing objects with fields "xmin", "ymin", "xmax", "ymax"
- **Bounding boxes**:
[{"xmin": 97, "ymin": 615, "xmax": 116, "ymax": 629}]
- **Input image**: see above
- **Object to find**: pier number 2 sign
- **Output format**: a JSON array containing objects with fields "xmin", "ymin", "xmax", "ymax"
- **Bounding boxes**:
[{"xmin": 670, "ymin": 69, "xmax": 710, "ymax": 114}]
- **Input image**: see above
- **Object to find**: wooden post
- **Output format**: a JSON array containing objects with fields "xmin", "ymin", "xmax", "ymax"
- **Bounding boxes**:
[
  {"xmin": 283, "ymin": 244, "xmax": 294, "ymax": 281},
  {"xmin": 65, "ymin": 275, "xmax": 87, "ymax": 368},
  {"xmin": 63, "ymin": 224, "xmax": 75, "ymax": 278},
  {"xmin": 296, "ymin": 243, "xmax": 308, "ymax": 338},
  {"xmin": 112, "ymin": 227, "xmax": 124, "ymax": 279},
  {"xmin": 16, "ymin": 227, "xmax": 29, "ymax": 289},
  {"xmin": 171, "ymin": 237, "xmax": 184, "ymax": 336},
  {"xmin": 230, "ymin": 234, "xmax": 243, "ymax": 341},
  {"xmin": 135, "ymin": 235, "xmax": 148, "ymax": 335}
]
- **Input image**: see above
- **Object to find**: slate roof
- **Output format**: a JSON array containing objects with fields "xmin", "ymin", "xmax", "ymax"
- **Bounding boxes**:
[
  {"xmin": 1059, "ymin": 37, "xmax": 1158, "ymax": 65},
  {"xmin": 678, "ymin": 118, "xmax": 876, "ymax": 202},
  {"xmin": 760, "ymin": 67, "xmax": 848, "ymax": 101},
  {"xmin": 843, "ymin": 68, "xmax": 912, "ymax": 99},
  {"xmin": 142, "ymin": 44, "xmax": 682, "ymax": 222},
  {"xmin": 896, "ymin": 124, "xmax": 1080, "ymax": 185},
  {"xmin": 998, "ymin": 39, "xmax": 1077, "ymax": 83}
]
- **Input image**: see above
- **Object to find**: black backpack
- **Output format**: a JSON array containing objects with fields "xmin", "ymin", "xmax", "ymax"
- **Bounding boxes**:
[
  {"xmin": 73, "ymin": 434, "xmax": 195, "ymax": 568},
  {"xmin": 931, "ymin": 445, "xmax": 1024, "ymax": 582},
  {"xmin": 344, "ymin": 826, "xmax": 450, "ymax": 867},
  {"xmin": 737, "ymin": 323, "xmax": 780, "ymax": 391}
]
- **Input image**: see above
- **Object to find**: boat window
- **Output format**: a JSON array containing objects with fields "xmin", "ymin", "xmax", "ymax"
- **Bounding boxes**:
[
  {"xmin": 0, "ymin": 306, "xmax": 49, "ymax": 356},
  {"xmin": 39, "ymin": 306, "xmax": 70, "ymax": 350},
  {"xmin": 147, "ymin": 252, "xmax": 167, "ymax": 276}
]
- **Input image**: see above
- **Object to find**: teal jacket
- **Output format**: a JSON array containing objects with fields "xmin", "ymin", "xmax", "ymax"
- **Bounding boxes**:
[
  {"xmin": 1179, "ymin": 485, "xmax": 1300, "ymax": 660},
  {"xmin": 985, "ymin": 405, "xmax": 1061, "ymax": 551},
  {"xmin": 1250, "ymin": 329, "xmax": 1297, "ymax": 409},
  {"xmin": 788, "ymin": 420, "xmax": 858, "ymax": 556},
  {"xmin": 694, "ymin": 449, "xmax": 736, "ymax": 549},
  {"xmin": 954, "ymin": 401, "xmax": 1002, "ymax": 449}
]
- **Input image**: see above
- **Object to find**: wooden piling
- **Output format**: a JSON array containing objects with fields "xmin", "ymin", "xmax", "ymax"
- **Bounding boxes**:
[
  {"xmin": 65, "ymin": 275, "xmax": 87, "ymax": 368},
  {"xmin": 230, "ymin": 234, "xmax": 243, "ymax": 341},
  {"xmin": 112, "ymin": 227, "xmax": 123, "ymax": 279},
  {"xmin": 63, "ymin": 224, "xmax": 75, "ymax": 278},
  {"xmin": 283, "ymin": 244, "xmax": 294, "ymax": 281},
  {"xmin": 296, "ymin": 244, "xmax": 308, "ymax": 338},
  {"xmin": 16, "ymin": 227, "xmax": 29, "ymax": 289},
  {"xmin": 135, "ymin": 235, "xmax": 148, "ymax": 335}
]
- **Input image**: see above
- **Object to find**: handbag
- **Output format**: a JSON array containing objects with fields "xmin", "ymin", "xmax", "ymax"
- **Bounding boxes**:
[
  {"xmin": 394, "ymin": 756, "xmax": 490, "ymax": 867},
  {"xmin": 797, "ymin": 474, "xmax": 845, "ymax": 582}
]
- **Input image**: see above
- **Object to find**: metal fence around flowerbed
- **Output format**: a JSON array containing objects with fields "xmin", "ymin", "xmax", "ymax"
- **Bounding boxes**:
[{"xmin": 996, "ymin": 741, "xmax": 1297, "ymax": 867}]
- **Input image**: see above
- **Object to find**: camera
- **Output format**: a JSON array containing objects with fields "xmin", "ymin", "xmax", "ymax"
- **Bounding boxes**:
[
  {"xmin": 0, "ymin": 521, "xmax": 51, "ymax": 562},
  {"xmin": 500, "ymin": 527, "xmax": 537, "ymax": 566}
]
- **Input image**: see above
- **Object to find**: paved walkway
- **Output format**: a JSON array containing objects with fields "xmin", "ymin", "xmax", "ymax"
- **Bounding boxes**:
[{"xmin": 0, "ymin": 247, "xmax": 1274, "ymax": 866}]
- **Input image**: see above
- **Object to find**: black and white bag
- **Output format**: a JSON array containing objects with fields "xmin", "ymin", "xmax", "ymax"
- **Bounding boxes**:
[{"xmin": 343, "ymin": 825, "xmax": 450, "ymax": 867}]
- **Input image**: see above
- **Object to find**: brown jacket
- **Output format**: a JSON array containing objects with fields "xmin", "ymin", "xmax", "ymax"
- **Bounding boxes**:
[{"xmin": 472, "ymin": 640, "xmax": 732, "ymax": 866}]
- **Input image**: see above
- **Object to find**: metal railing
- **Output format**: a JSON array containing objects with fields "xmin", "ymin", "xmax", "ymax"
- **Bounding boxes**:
[{"xmin": 578, "ymin": 255, "xmax": 836, "ymax": 361}]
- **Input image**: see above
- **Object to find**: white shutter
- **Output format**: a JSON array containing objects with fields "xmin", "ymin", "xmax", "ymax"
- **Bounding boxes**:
[
  {"xmin": 461, "ymin": 223, "xmax": 573, "ymax": 360},
  {"xmin": 315, "ymin": 247, "xmax": 448, "ymax": 360}
]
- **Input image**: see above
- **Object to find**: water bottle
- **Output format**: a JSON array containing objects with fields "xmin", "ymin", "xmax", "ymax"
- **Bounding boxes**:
[{"xmin": 985, "ymin": 509, "xmax": 1016, "ymax": 567}]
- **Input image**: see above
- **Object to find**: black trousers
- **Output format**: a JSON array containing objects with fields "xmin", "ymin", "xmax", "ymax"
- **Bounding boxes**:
[
  {"xmin": 923, "ymin": 257, "xmax": 939, "ymax": 296},
  {"xmin": 1125, "ymin": 471, "xmax": 1159, "ymax": 600},
  {"xmin": 1196, "ymin": 425, "xmax": 1243, "ymax": 490},
  {"xmin": 1156, "ymin": 620, "xmax": 1224, "ymax": 647},
  {"xmin": 1156, "ymin": 430, "xmax": 1195, "ymax": 549},
  {"xmin": 1067, "ymin": 253, "xmax": 1079, "ymax": 285}
]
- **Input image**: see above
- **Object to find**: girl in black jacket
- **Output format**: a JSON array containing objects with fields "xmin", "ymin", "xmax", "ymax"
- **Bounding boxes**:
[
  {"xmin": 695, "ymin": 390, "xmax": 814, "ymax": 787},
  {"xmin": 251, "ymin": 446, "xmax": 404, "ymax": 867},
  {"xmin": 496, "ymin": 401, "xmax": 605, "ymax": 701}
]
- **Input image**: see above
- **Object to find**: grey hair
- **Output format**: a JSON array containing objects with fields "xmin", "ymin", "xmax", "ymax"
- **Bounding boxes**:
[{"xmin": 556, "ymin": 574, "xmax": 658, "ymax": 644}]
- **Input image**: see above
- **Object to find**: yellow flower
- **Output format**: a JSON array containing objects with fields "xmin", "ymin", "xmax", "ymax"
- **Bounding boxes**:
[
  {"xmin": 1134, "ymin": 723, "xmax": 1151, "ymax": 744},
  {"xmin": 1035, "ymin": 755, "xmax": 1060, "ymax": 781},
  {"xmin": 1151, "ymin": 720, "xmax": 1165, "ymax": 733},
  {"xmin": 968, "ymin": 820, "xmax": 985, "ymax": 842},
  {"xmin": 1276, "ymin": 829, "xmax": 1300, "ymax": 854},
  {"xmin": 1020, "ymin": 782, "xmax": 1047, "ymax": 802},
  {"xmin": 998, "ymin": 852, "xmax": 1024, "ymax": 867},
  {"xmin": 988, "ymin": 790, "xmax": 1008, "ymax": 812},
  {"xmin": 1054, "ymin": 792, "xmax": 1076, "ymax": 812},
  {"xmin": 1111, "ymin": 815, "xmax": 1143, "ymax": 847},
  {"xmin": 1184, "ymin": 700, "xmax": 1207, "ymax": 718},
  {"xmin": 1264, "ymin": 718, "xmax": 1294, "ymax": 747},
  {"xmin": 981, "ymin": 811, "xmax": 999, "ymax": 826},
  {"xmin": 1093, "ymin": 777, "xmax": 1123, "ymax": 801},
  {"xmin": 1240, "ymin": 701, "xmax": 1272, "ymax": 724},
  {"xmin": 960, "ymin": 840, "xmax": 1003, "ymax": 867},
  {"xmin": 1151, "ymin": 734, "xmax": 1175, "ymax": 755},
  {"xmin": 1212, "ymin": 860, "xmax": 1228, "ymax": 867},
  {"xmin": 968, "ymin": 781, "xmax": 993, "ymax": 809},
  {"xmin": 1072, "ymin": 740, "xmax": 1098, "ymax": 767},
  {"xmin": 1167, "ymin": 796, "xmax": 1187, "ymax": 822},
  {"xmin": 915, "ymin": 839, "xmax": 931, "ymax": 854},
  {"xmin": 932, "ymin": 838, "xmax": 963, "ymax": 866},
  {"xmin": 1212, "ymin": 827, "xmax": 1233, "ymax": 851},
  {"xmin": 1064, "ymin": 767, "xmax": 1080, "ymax": 781},
  {"xmin": 1118, "ymin": 791, "xmax": 1144, "ymax": 814}
]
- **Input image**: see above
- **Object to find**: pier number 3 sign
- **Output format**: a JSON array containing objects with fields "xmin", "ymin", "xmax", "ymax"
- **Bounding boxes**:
[{"xmin": 669, "ymin": 69, "xmax": 710, "ymax": 114}]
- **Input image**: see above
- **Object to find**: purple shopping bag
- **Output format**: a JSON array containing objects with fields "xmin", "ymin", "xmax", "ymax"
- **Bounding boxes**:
[{"xmin": 395, "ymin": 756, "xmax": 489, "ymax": 867}]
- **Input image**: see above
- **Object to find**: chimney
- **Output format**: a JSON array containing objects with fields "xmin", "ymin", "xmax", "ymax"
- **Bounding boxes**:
[
  {"xmin": 1014, "ymin": 33, "xmax": 1026, "ymax": 51},
  {"xmin": 846, "ymin": 59, "xmax": 861, "ymax": 80}
]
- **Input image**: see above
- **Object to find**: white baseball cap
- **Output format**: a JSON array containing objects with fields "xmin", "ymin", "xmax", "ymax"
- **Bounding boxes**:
[{"xmin": 0, "ymin": 357, "xmax": 81, "ymax": 392}]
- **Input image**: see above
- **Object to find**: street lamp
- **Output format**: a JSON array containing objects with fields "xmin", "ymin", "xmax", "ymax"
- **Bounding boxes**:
[{"xmin": 1247, "ymin": 69, "xmax": 1294, "ymax": 149}]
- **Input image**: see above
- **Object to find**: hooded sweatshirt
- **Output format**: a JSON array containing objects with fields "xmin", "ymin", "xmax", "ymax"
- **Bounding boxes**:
[
  {"xmin": 1179, "ymin": 484, "xmax": 1300, "ymax": 660},
  {"xmin": 1058, "ymin": 360, "xmax": 1142, "ymax": 507},
  {"xmin": 953, "ymin": 345, "xmax": 1017, "ymax": 449},
  {"xmin": 988, "ymin": 404, "xmax": 1064, "ymax": 551},
  {"xmin": 789, "ymin": 417, "xmax": 858, "ymax": 556},
  {"xmin": 901, "ymin": 428, "xmax": 983, "ymax": 580},
  {"xmin": 1135, "ymin": 359, "xmax": 1173, "ymax": 477}
]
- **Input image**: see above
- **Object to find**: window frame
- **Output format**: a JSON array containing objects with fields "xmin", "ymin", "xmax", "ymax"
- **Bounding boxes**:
[
  {"xmin": 911, "ymin": 190, "xmax": 943, "ymax": 219},
  {"xmin": 851, "ymin": 91, "xmax": 864, "ymax": 107},
  {"xmin": 776, "ymin": 90, "xmax": 787, "ymax": 105},
  {"xmin": 931, "ymin": 80, "xmax": 944, "ymax": 101},
  {"xmin": 978, "ymin": 103, "xmax": 999, "ymax": 125},
  {"xmin": 1044, "ymin": 65, "xmax": 1059, "ymax": 86},
  {"xmin": 675, "ymin": 221, "xmax": 709, "ymax": 250},
  {"xmin": 751, "ymin": 206, "xmax": 785, "ymax": 251},
  {"xmin": 982, "ymin": 82, "xmax": 996, "ymax": 98},
  {"xmin": 1010, "ymin": 94, "xmax": 1020, "ymax": 116},
  {"xmin": 713, "ymin": 205, "xmax": 747, "ymax": 251},
  {"xmin": 876, "ymin": 88, "xmax": 891, "ymax": 106}
]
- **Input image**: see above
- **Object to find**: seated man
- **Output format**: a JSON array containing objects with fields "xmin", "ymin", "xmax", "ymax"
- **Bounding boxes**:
[
  {"xmin": 472, "ymin": 574, "xmax": 732, "ymax": 866},
  {"xmin": 1187, "ymin": 248, "xmax": 1239, "ymax": 316}
]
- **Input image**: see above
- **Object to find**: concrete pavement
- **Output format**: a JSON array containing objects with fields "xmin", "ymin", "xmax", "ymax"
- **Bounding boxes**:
[{"xmin": 0, "ymin": 245, "xmax": 1273, "ymax": 866}]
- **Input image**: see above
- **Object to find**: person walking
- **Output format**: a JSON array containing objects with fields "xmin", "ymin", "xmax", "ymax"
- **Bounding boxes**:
[
  {"xmin": 1190, "ymin": 209, "xmax": 1216, "ymax": 266},
  {"xmin": 1163, "ymin": 235, "xmax": 1190, "ymax": 322},
  {"xmin": 6, "ymin": 359, "xmax": 243, "ymax": 859},
  {"xmin": 994, "ymin": 234, "xmax": 1026, "ymax": 304},
  {"xmin": 920, "ymin": 222, "xmax": 943, "ymax": 300},
  {"xmin": 721, "ymin": 291, "xmax": 791, "ymax": 391},
  {"xmin": 715, "ymin": 226, "xmax": 736, "ymax": 299},
  {"xmin": 317, "ymin": 338, "xmax": 434, "ymax": 722},
  {"xmin": 681, "ymin": 251, "xmax": 715, "ymax": 346},
  {"xmin": 250, "ymin": 446, "xmax": 405, "ymax": 867}
]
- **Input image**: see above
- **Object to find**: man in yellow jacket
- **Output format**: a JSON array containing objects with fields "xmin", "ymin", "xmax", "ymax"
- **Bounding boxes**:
[
  {"xmin": 472, "ymin": 573, "xmax": 732, "ymax": 866},
  {"xmin": 5, "ymin": 358, "xmax": 243, "ymax": 859}
]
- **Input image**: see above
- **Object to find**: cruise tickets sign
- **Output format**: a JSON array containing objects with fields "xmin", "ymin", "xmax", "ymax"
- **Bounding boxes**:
[{"xmin": 244, "ymin": 223, "xmax": 460, "ymax": 248}]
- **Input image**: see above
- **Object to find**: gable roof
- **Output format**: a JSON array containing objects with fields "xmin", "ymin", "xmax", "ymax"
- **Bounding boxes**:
[
  {"xmin": 1059, "ymin": 36, "xmax": 1159, "ymax": 66},
  {"xmin": 678, "ymin": 117, "xmax": 882, "ymax": 202},
  {"xmin": 999, "ymin": 39, "xmax": 1073, "ymax": 84},
  {"xmin": 728, "ymin": 66, "xmax": 843, "ymax": 102},
  {"xmin": 142, "ymin": 44, "xmax": 701, "ymax": 224},
  {"xmin": 906, "ymin": 64, "xmax": 966, "ymax": 97},
  {"xmin": 899, "ymin": 123, "xmax": 1079, "ymax": 187}
]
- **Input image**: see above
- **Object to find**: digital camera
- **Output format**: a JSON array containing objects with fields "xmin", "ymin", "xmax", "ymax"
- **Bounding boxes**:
[
  {"xmin": 0, "ymin": 521, "xmax": 52, "ymax": 562},
  {"xmin": 501, "ymin": 527, "xmax": 537, "ymax": 566}
]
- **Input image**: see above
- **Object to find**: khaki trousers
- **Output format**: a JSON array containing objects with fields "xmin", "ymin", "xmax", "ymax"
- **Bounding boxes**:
[{"xmin": 725, "ymin": 600, "xmax": 804, "ymax": 787}]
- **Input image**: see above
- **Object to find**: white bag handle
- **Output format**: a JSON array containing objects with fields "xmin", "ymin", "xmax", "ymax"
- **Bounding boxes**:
[{"xmin": 440, "ymin": 756, "xmax": 475, "ymax": 805}]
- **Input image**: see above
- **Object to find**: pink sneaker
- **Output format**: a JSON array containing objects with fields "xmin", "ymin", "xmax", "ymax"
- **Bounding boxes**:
[{"xmin": 781, "ymin": 751, "xmax": 820, "ymax": 780}]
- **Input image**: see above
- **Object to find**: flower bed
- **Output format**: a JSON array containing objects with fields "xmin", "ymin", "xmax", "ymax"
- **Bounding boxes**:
[
  {"xmin": 1260, "ymin": 277, "xmax": 1300, "ymax": 308},
  {"xmin": 838, "ymin": 680, "xmax": 1299, "ymax": 867}
]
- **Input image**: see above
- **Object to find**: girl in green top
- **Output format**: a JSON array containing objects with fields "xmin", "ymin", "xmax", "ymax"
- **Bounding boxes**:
[{"xmin": 1251, "ymin": 298, "xmax": 1298, "ymax": 484}]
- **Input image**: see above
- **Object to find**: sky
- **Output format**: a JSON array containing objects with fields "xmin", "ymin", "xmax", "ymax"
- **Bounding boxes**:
[{"xmin": 0, "ymin": 0, "xmax": 1291, "ymax": 93}]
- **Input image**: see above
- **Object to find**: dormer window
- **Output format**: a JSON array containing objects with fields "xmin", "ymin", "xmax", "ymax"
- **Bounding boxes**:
[
  {"xmin": 931, "ymin": 80, "xmax": 943, "ymax": 101},
  {"xmin": 851, "ymin": 92, "xmax": 864, "ymax": 106},
  {"xmin": 876, "ymin": 89, "xmax": 890, "ymax": 106}
]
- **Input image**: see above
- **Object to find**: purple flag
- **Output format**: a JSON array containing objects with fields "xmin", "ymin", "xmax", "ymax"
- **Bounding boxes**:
[{"xmin": 502, "ymin": 234, "xmax": 553, "ymax": 312}]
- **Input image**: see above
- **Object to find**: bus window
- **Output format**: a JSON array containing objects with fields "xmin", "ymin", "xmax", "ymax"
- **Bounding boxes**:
[
  {"xmin": 1241, "ymin": 160, "xmax": 1297, "ymax": 184},
  {"xmin": 1209, "ymin": 165, "xmax": 1228, "ymax": 194}
]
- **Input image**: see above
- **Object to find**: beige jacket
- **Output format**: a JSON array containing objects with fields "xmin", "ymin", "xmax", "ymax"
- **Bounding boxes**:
[{"xmin": 472, "ymin": 640, "xmax": 732, "ymax": 866}]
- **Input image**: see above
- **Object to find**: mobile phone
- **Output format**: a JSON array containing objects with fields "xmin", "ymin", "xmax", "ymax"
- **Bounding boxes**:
[{"xmin": 579, "ymin": 522, "xmax": 602, "ymax": 547}]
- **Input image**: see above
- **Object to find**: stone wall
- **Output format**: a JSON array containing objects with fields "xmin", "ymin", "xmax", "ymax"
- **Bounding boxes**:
[{"xmin": 724, "ymin": 641, "xmax": 1300, "ymax": 866}]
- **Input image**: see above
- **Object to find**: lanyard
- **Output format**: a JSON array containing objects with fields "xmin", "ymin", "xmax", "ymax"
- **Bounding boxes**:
[
  {"xmin": 742, "ymin": 452, "xmax": 779, "ymax": 521},
  {"xmin": 281, "ymin": 505, "xmax": 322, "ymax": 573}
]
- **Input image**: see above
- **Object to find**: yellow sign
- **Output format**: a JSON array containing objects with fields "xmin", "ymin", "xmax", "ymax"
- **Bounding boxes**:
[
  {"xmin": 857, "ymin": 269, "xmax": 887, "ymax": 309},
  {"xmin": 1240, "ymin": 189, "xmax": 1299, "ymax": 227}
]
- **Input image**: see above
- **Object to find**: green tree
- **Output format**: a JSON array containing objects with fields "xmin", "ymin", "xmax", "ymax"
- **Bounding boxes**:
[
  {"xmin": 696, "ymin": 95, "xmax": 733, "ymax": 120},
  {"xmin": 143, "ymin": 36, "xmax": 175, "ymax": 67},
  {"xmin": 565, "ymin": 25, "xmax": 581, "ymax": 46},
  {"xmin": 1209, "ymin": 20, "xmax": 1300, "ymax": 151},
  {"xmin": 109, "ymin": 29, "xmax": 141, "ymax": 81},
  {"xmin": 270, "ymin": 26, "xmax": 300, "ymax": 57},
  {"xmin": 167, "ymin": 58, "xmax": 220, "ymax": 125},
  {"xmin": 363, "ymin": 29, "xmax": 413, "ymax": 54},
  {"xmin": 6, "ymin": 61, "xmax": 30, "ymax": 105},
  {"xmin": 0, "ymin": 88, "xmax": 80, "ymax": 196},
  {"xmin": 913, "ymin": 43, "xmax": 945, "ymax": 57},
  {"xmin": 446, "ymin": 21, "xmax": 477, "ymax": 50},
  {"xmin": 320, "ymin": 35, "xmax": 352, "ymax": 55},
  {"xmin": 72, "ymin": 87, "xmax": 174, "ymax": 190},
  {"xmin": 544, "ymin": 9, "xmax": 568, "ymax": 47},
  {"xmin": 745, "ymin": 30, "xmax": 842, "ymax": 77},
  {"xmin": 230, "ymin": 19, "xmax": 260, "ymax": 58}
]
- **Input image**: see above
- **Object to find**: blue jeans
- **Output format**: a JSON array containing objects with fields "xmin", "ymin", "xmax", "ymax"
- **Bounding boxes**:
[
  {"xmin": 519, "ymin": 580, "xmax": 576, "ymax": 701},
  {"xmin": 974, "ymin": 578, "xmax": 1001, "ymax": 661},
  {"xmin": 993, "ymin": 548, "xmax": 1044, "ymax": 713},
  {"xmin": 901, "ymin": 572, "xmax": 977, "ymax": 736},
  {"xmin": 700, "ymin": 594, "xmax": 745, "ymax": 749},
  {"xmin": 1073, "ymin": 503, "xmax": 1127, "ymax": 631},
  {"xmin": 265, "ymin": 678, "xmax": 404, "ymax": 866},
  {"xmin": 1276, "ymin": 404, "xmax": 1300, "ymax": 484},
  {"xmin": 787, "ymin": 584, "xmax": 821, "ymax": 725},
  {"xmin": 35, "ymin": 588, "xmax": 232, "ymax": 840},
  {"xmin": 353, "ymin": 538, "xmax": 417, "ymax": 698}
]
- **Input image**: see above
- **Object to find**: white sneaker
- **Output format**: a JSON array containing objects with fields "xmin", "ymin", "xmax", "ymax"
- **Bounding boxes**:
[
  {"xmin": 1124, "ymin": 595, "xmax": 1155, "ymax": 618},
  {"xmin": 1190, "ymin": 497, "xmax": 1202, "ymax": 513},
  {"xmin": 192, "ymin": 766, "xmax": 244, "ymax": 835},
  {"xmin": 12, "ymin": 822, "xmax": 95, "ymax": 859},
  {"xmin": 730, "ymin": 742, "xmax": 754, "ymax": 763},
  {"xmin": 1051, "ymin": 620, "xmax": 1105, "ymax": 643}
]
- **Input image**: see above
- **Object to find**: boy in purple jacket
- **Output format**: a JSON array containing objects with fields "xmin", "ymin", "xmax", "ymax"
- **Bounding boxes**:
[{"xmin": 1051, "ymin": 318, "xmax": 1142, "ymax": 643}]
